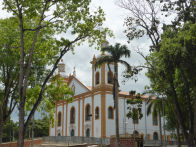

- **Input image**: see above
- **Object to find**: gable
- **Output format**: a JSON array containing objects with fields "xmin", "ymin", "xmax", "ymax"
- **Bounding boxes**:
[{"xmin": 69, "ymin": 77, "xmax": 89, "ymax": 96}]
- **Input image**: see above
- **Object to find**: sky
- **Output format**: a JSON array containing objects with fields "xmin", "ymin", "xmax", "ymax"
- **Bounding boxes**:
[
  {"xmin": 62, "ymin": 0, "xmax": 151, "ymax": 93},
  {"xmin": 0, "ymin": 0, "xmax": 152, "ymax": 121}
]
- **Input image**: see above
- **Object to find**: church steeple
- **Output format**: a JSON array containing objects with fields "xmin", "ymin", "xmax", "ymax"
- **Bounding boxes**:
[
  {"xmin": 90, "ymin": 53, "xmax": 114, "ymax": 90},
  {"xmin": 58, "ymin": 59, "xmax": 66, "ymax": 76}
]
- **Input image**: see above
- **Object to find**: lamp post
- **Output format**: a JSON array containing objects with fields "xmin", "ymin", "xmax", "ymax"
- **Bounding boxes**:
[{"xmin": 144, "ymin": 100, "xmax": 147, "ymax": 140}]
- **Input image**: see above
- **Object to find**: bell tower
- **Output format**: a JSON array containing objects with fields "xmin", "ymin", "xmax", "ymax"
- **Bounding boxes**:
[{"xmin": 90, "ymin": 42, "xmax": 115, "ymax": 90}]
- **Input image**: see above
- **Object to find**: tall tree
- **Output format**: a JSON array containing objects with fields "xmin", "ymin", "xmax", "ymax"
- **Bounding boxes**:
[
  {"xmin": 147, "ymin": 97, "xmax": 164, "ymax": 146},
  {"xmin": 146, "ymin": 23, "xmax": 196, "ymax": 146},
  {"xmin": 0, "ymin": 16, "xmax": 74, "ymax": 146},
  {"xmin": 117, "ymin": 0, "xmax": 196, "ymax": 146},
  {"xmin": 0, "ymin": 17, "xmax": 19, "ymax": 146},
  {"xmin": 95, "ymin": 43, "xmax": 131, "ymax": 147},
  {"xmin": 2, "ymin": 0, "xmax": 110, "ymax": 146}
]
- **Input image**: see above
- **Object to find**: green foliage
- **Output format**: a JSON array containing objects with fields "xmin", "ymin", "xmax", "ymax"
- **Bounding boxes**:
[
  {"xmin": 2, "ymin": 116, "xmax": 50, "ymax": 142},
  {"xmin": 126, "ymin": 92, "xmax": 143, "ymax": 121},
  {"xmin": 25, "ymin": 76, "xmax": 73, "ymax": 123},
  {"xmin": 1, "ymin": 1, "xmax": 111, "ymax": 142},
  {"xmin": 95, "ymin": 43, "xmax": 132, "ymax": 76},
  {"xmin": 161, "ymin": 0, "xmax": 196, "ymax": 25},
  {"xmin": 26, "ymin": 116, "xmax": 50, "ymax": 138},
  {"xmin": 146, "ymin": 22, "xmax": 196, "ymax": 142},
  {"xmin": 2, "ymin": 120, "xmax": 18, "ymax": 142}
]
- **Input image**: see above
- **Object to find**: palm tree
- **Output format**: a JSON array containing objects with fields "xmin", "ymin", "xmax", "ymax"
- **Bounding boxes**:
[
  {"xmin": 95, "ymin": 43, "xmax": 131, "ymax": 147},
  {"xmin": 147, "ymin": 97, "xmax": 165, "ymax": 147}
]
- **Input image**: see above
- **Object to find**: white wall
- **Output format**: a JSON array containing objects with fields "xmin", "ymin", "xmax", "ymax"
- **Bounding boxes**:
[
  {"xmin": 105, "ymin": 93, "xmax": 115, "ymax": 137},
  {"xmin": 69, "ymin": 78, "xmax": 88, "ymax": 96},
  {"xmin": 67, "ymin": 101, "xmax": 78, "ymax": 136},
  {"xmin": 84, "ymin": 97, "xmax": 92, "ymax": 137},
  {"xmin": 80, "ymin": 99, "xmax": 83, "ymax": 136},
  {"xmin": 94, "ymin": 94, "xmax": 101, "ymax": 137},
  {"xmin": 56, "ymin": 105, "xmax": 63, "ymax": 136}
]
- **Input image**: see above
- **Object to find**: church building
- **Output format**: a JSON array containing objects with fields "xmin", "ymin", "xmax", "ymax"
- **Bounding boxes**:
[{"xmin": 49, "ymin": 52, "xmax": 171, "ymax": 141}]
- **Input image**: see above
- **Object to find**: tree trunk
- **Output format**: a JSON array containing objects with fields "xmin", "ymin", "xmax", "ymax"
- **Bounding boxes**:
[
  {"xmin": 18, "ymin": 9, "xmax": 25, "ymax": 147},
  {"xmin": 18, "ymin": 99, "xmax": 25, "ymax": 147},
  {"xmin": 193, "ymin": 87, "xmax": 196, "ymax": 147},
  {"xmin": 158, "ymin": 109, "xmax": 162, "ymax": 147},
  {"xmin": 187, "ymin": 134, "xmax": 194, "ymax": 147},
  {"xmin": 114, "ymin": 63, "xmax": 120, "ymax": 147},
  {"xmin": 0, "ymin": 120, "xmax": 4, "ymax": 147},
  {"xmin": 176, "ymin": 124, "xmax": 181, "ymax": 147}
]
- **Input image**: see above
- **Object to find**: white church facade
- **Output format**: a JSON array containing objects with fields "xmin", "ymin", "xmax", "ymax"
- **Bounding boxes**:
[{"xmin": 49, "ymin": 54, "xmax": 171, "ymax": 141}]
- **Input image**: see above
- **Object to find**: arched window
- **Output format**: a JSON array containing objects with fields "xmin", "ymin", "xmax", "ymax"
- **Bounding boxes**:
[
  {"xmin": 95, "ymin": 72, "xmax": 100, "ymax": 85},
  {"xmin": 85, "ymin": 104, "xmax": 91, "ymax": 121},
  {"xmin": 152, "ymin": 113, "xmax": 158, "ymax": 126},
  {"xmin": 95, "ymin": 107, "xmax": 99, "ymax": 120},
  {"xmin": 86, "ymin": 128, "xmax": 90, "ymax": 137},
  {"xmin": 71, "ymin": 129, "xmax": 75, "ymax": 137},
  {"xmin": 153, "ymin": 132, "xmax": 158, "ymax": 140},
  {"xmin": 108, "ymin": 106, "xmax": 114, "ymax": 119},
  {"xmin": 57, "ymin": 112, "xmax": 62, "ymax": 126},
  {"xmin": 70, "ymin": 107, "xmax": 75, "ymax": 124},
  {"xmin": 107, "ymin": 71, "xmax": 113, "ymax": 84}
]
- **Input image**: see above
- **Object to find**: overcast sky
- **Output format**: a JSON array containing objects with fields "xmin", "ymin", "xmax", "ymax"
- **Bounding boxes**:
[
  {"xmin": 0, "ymin": 0, "xmax": 152, "ymax": 121},
  {"xmin": 63, "ymin": 0, "xmax": 151, "ymax": 93}
]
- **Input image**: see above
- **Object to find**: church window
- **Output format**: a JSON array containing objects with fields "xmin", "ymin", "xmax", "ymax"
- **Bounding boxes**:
[
  {"xmin": 57, "ymin": 112, "xmax": 61, "ymax": 126},
  {"xmin": 95, "ymin": 107, "xmax": 99, "ymax": 120},
  {"xmin": 70, "ymin": 107, "xmax": 75, "ymax": 124},
  {"xmin": 95, "ymin": 72, "xmax": 100, "ymax": 85},
  {"xmin": 152, "ymin": 113, "xmax": 158, "ymax": 126},
  {"xmin": 86, "ymin": 128, "xmax": 90, "ymax": 137},
  {"xmin": 153, "ymin": 132, "xmax": 158, "ymax": 140},
  {"xmin": 85, "ymin": 104, "xmax": 91, "ymax": 121},
  {"xmin": 108, "ymin": 106, "xmax": 114, "ymax": 119},
  {"xmin": 71, "ymin": 129, "xmax": 75, "ymax": 137},
  {"xmin": 107, "ymin": 71, "xmax": 113, "ymax": 84}
]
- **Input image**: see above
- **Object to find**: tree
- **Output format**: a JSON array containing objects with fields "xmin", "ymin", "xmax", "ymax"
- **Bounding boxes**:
[
  {"xmin": 0, "ymin": 16, "xmax": 61, "ymax": 146},
  {"xmin": 26, "ymin": 116, "xmax": 50, "ymax": 138},
  {"xmin": 117, "ymin": 0, "xmax": 162, "ymax": 52},
  {"xmin": 0, "ymin": 17, "xmax": 19, "ymax": 146},
  {"xmin": 2, "ymin": 0, "xmax": 110, "ymax": 146},
  {"xmin": 146, "ymin": 23, "xmax": 196, "ymax": 147},
  {"xmin": 2, "ymin": 120, "xmax": 18, "ymax": 143},
  {"xmin": 95, "ymin": 43, "xmax": 131, "ymax": 147},
  {"xmin": 165, "ymin": 103, "xmax": 182, "ymax": 147},
  {"xmin": 126, "ymin": 91, "xmax": 143, "ymax": 138},
  {"xmin": 117, "ymin": 0, "xmax": 196, "ymax": 146},
  {"xmin": 147, "ymin": 97, "xmax": 164, "ymax": 146}
]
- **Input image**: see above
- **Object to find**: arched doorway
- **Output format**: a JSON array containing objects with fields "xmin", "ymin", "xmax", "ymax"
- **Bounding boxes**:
[
  {"xmin": 153, "ymin": 132, "xmax": 158, "ymax": 140},
  {"xmin": 86, "ymin": 128, "xmax": 90, "ymax": 137},
  {"xmin": 71, "ymin": 129, "xmax": 75, "ymax": 137}
]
